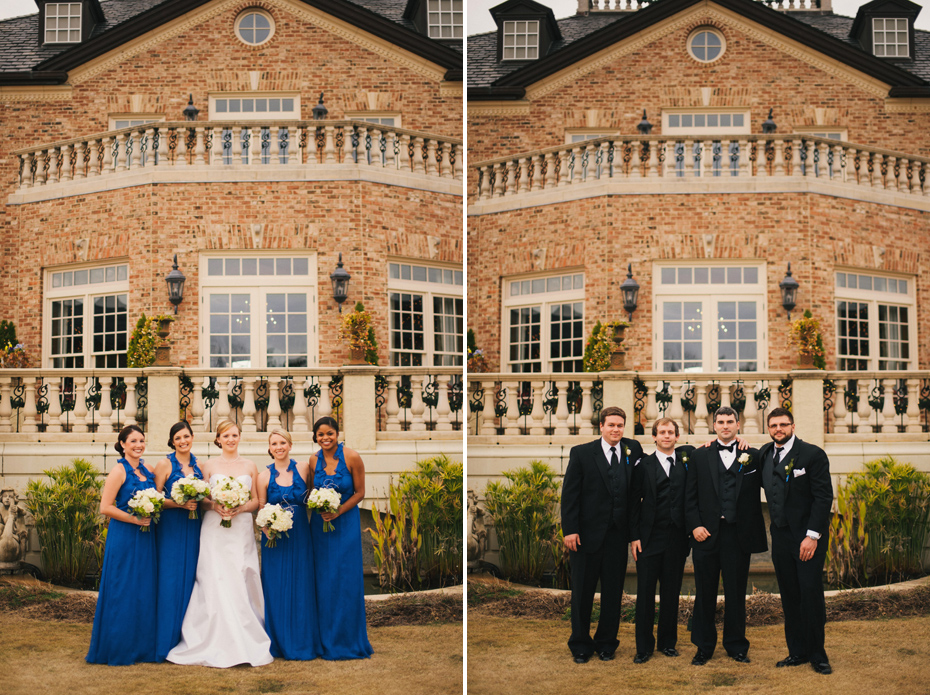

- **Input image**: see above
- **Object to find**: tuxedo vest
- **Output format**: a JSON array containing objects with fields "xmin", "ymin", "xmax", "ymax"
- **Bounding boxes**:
[
  {"xmin": 653, "ymin": 463, "xmax": 672, "ymax": 530},
  {"xmin": 718, "ymin": 458, "xmax": 739, "ymax": 523},
  {"xmin": 766, "ymin": 448, "xmax": 789, "ymax": 528},
  {"xmin": 606, "ymin": 454, "xmax": 627, "ymax": 527}
]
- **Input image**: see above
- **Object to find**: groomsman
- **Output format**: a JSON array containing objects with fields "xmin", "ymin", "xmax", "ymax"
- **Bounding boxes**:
[
  {"xmin": 561, "ymin": 406, "xmax": 644, "ymax": 663},
  {"xmin": 629, "ymin": 418, "xmax": 694, "ymax": 663},
  {"xmin": 685, "ymin": 406, "xmax": 767, "ymax": 665},
  {"xmin": 759, "ymin": 407, "xmax": 834, "ymax": 675}
]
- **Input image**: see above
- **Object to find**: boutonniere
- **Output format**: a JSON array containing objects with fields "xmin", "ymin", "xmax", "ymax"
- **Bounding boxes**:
[
  {"xmin": 625, "ymin": 447, "xmax": 632, "ymax": 463},
  {"xmin": 784, "ymin": 458, "xmax": 796, "ymax": 483},
  {"xmin": 737, "ymin": 452, "xmax": 750, "ymax": 473},
  {"xmin": 681, "ymin": 454, "xmax": 689, "ymax": 471}
]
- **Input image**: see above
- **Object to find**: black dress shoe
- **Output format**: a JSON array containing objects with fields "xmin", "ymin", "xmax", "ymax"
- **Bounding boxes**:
[
  {"xmin": 691, "ymin": 650, "xmax": 711, "ymax": 666},
  {"xmin": 776, "ymin": 655, "xmax": 809, "ymax": 668},
  {"xmin": 811, "ymin": 661, "xmax": 833, "ymax": 675},
  {"xmin": 573, "ymin": 654, "xmax": 590, "ymax": 664},
  {"xmin": 730, "ymin": 652, "xmax": 751, "ymax": 663},
  {"xmin": 633, "ymin": 652, "xmax": 652, "ymax": 664},
  {"xmin": 597, "ymin": 651, "xmax": 615, "ymax": 661},
  {"xmin": 661, "ymin": 647, "xmax": 680, "ymax": 657}
]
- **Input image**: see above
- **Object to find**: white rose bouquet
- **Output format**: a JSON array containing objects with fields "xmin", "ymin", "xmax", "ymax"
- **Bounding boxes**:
[
  {"xmin": 170, "ymin": 475, "xmax": 210, "ymax": 519},
  {"xmin": 210, "ymin": 475, "xmax": 251, "ymax": 528},
  {"xmin": 307, "ymin": 487, "xmax": 342, "ymax": 533},
  {"xmin": 255, "ymin": 503, "xmax": 294, "ymax": 548},
  {"xmin": 127, "ymin": 487, "xmax": 166, "ymax": 532}
]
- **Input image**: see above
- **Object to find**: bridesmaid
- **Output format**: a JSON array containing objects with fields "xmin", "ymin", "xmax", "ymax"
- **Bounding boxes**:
[
  {"xmin": 256, "ymin": 428, "xmax": 321, "ymax": 660},
  {"xmin": 310, "ymin": 416, "xmax": 373, "ymax": 660},
  {"xmin": 153, "ymin": 421, "xmax": 203, "ymax": 661},
  {"xmin": 86, "ymin": 425, "xmax": 158, "ymax": 665}
]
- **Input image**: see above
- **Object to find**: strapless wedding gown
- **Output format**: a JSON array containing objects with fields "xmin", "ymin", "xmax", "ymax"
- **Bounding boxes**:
[{"xmin": 166, "ymin": 474, "xmax": 273, "ymax": 668}]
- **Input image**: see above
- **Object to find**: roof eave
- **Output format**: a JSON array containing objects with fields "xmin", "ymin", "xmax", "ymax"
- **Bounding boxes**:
[{"xmin": 0, "ymin": 70, "xmax": 69, "ymax": 86}]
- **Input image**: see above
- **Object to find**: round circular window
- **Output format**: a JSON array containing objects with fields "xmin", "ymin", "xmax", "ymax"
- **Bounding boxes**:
[
  {"xmin": 688, "ymin": 28, "xmax": 725, "ymax": 63},
  {"xmin": 235, "ymin": 9, "xmax": 275, "ymax": 46}
]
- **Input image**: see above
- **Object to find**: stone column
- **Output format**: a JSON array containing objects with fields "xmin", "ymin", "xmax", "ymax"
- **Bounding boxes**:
[
  {"xmin": 340, "ymin": 366, "xmax": 378, "ymax": 451},
  {"xmin": 143, "ymin": 367, "xmax": 182, "ymax": 455},
  {"xmin": 600, "ymin": 372, "xmax": 635, "ymax": 427},
  {"xmin": 790, "ymin": 370, "xmax": 825, "ymax": 449}
]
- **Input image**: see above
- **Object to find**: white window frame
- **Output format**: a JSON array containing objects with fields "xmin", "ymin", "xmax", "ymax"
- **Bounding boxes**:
[
  {"xmin": 108, "ymin": 115, "xmax": 165, "ymax": 131},
  {"xmin": 687, "ymin": 27, "xmax": 726, "ymax": 64},
  {"xmin": 44, "ymin": 3, "xmax": 81, "ymax": 44},
  {"xmin": 662, "ymin": 109, "xmax": 750, "ymax": 136},
  {"xmin": 835, "ymin": 269, "xmax": 915, "ymax": 371},
  {"xmin": 199, "ymin": 254, "xmax": 318, "ymax": 368},
  {"xmin": 501, "ymin": 271, "xmax": 585, "ymax": 374},
  {"xmin": 653, "ymin": 262, "xmax": 767, "ymax": 373},
  {"xmin": 793, "ymin": 127, "xmax": 848, "ymax": 142},
  {"xmin": 873, "ymin": 17, "xmax": 909, "ymax": 58},
  {"xmin": 503, "ymin": 20, "xmax": 539, "ymax": 61},
  {"xmin": 345, "ymin": 113, "xmax": 402, "ymax": 128},
  {"xmin": 234, "ymin": 8, "xmax": 275, "ymax": 47},
  {"xmin": 565, "ymin": 130, "xmax": 618, "ymax": 144},
  {"xmin": 388, "ymin": 260, "xmax": 463, "ymax": 367},
  {"xmin": 209, "ymin": 93, "xmax": 300, "ymax": 121},
  {"xmin": 427, "ymin": 0, "xmax": 462, "ymax": 39},
  {"xmin": 44, "ymin": 261, "xmax": 130, "ymax": 368}
]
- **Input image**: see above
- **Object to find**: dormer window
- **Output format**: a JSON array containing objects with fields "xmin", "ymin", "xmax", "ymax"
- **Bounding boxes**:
[
  {"xmin": 503, "ymin": 20, "xmax": 538, "ymax": 60},
  {"xmin": 872, "ymin": 17, "xmax": 909, "ymax": 57},
  {"xmin": 45, "ymin": 3, "xmax": 81, "ymax": 44},
  {"xmin": 428, "ymin": 0, "xmax": 462, "ymax": 39}
]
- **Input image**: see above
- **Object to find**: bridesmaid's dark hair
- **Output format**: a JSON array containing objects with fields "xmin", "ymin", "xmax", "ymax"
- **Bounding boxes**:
[
  {"xmin": 312, "ymin": 416, "xmax": 339, "ymax": 443},
  {"xmin": 167, "ymin": 420, "xmax": 195, "ymax": 450},
  {"xmin": 114, "ymin": 424, "xmax": 145, "ymax": 455}
]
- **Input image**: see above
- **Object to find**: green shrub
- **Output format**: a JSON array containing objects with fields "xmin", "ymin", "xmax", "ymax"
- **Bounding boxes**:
[
  {"xmin": 840, "ymin": 457, "xmax": 930, "ymax": 582},
  {"xmin": 366, "ymin": 486, "xmax": 421, "ymax": 592},
  {"xmin": 397, "ymin": 455, "xmax": 463, "ymax": 584},
  {"xmin": 483, "ymin": 460, "xmax": 562, "ymax": 585},
  {"xmin": 826, "ymin": 483, "xmax": 869, "ymax": 587},
  {"xmin": 126, "ymin": 313, "xmax": 157, "ymax": 367},
  {"xmin": 25, "ymin": 459, "xmax": 104, "ymax": 587}
]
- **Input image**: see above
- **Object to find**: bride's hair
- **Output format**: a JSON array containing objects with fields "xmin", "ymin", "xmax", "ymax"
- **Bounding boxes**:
[
  {"xmin": 214, "ymin": 418, "xmax": 241, "ymax": 448},
  {"xmin": 267, "ymin": 428, "xmax": 293, "ymax": 458}
]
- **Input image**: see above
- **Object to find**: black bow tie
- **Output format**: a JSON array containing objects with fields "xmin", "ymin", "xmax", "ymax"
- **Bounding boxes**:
[{"xmin": 716, "ymin": 442, "xmax": 735, "ymax": 453}]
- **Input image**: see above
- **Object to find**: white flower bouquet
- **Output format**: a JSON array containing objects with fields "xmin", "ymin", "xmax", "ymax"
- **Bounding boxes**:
[
  {"xmin": 127, "ymin": 487, "xmax": 166, "ymax": 532},
  {"xmin": 255, "ymin": 503, "xmax": 294, "ymax": 548},
  {"xmin": 170, "ymin": 475, "xmax": 210, "ymax": 519},
  {"xmin": 210, "ymin": 475, "xmax": 251, "ymax": 528},
  {"xmin": 307, "ymin": 487, "xmax": 342, "ymax": 533}
]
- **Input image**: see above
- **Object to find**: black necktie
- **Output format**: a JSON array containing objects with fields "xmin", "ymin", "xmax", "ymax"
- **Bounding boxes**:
[
  {"xmin": 667, "ymin": 456, "xmax": 674, "ymax": 477},
  {"xmin": 610, "ymin": 447, "xmax": 619, "ymax": 467},
  {"xmin": 774, "ymin": 447, "xmax": 784, "ymax": 478},
  {"xmin": 716, "ymin": 442, "xmax": 735, "ymax": 453}
]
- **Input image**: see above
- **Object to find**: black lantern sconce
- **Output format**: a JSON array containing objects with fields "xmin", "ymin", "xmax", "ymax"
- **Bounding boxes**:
[
  {"xmin": 779, "ymin": 262, "xmax": 799, "ymax": 321},
  {"xmin": 636, "ymin": 109, "xmax": 653, "ymax": 135},
  {"xmin": 330, "ymin": 253, "xmax": 351, "ymax": 312},
  {"xmin": 166, "ymin": 254, "xmax": 186, "ymax": 314},
  {"xmin": 620, "ymin": 263, "xmax": 640, "ymax": 322},
  {"xmin": 312, "ymin": 92, "xmax": 328, "ymax": 120},
  {"xmin": 182, "ymin": 94, "xmax": 199, "ymax": 122},
  {"xmin": 762, "ymin": 107, "xmax": 777, "ymax": 134}
]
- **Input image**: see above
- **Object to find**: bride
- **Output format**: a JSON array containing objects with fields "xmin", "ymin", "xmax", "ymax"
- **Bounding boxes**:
[{"xmin": 166, "ymin": 419, "xmax": 273, "ymax": 668}]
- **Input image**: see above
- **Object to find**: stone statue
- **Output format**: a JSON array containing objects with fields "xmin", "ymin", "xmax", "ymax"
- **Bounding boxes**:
[
  {"xmin": 0, "ymin": 488, "xmax": 28, "ymax": 569},
  {"xmin": 467, "ymin": 489, "xmax": 488, "ymax": 566}
]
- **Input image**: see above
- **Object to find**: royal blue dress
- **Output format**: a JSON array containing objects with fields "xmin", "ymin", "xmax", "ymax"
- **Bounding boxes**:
[
  {"xmin": 261, "ymin": 459, "xmax": 322, "ymax": 660},
  {"xmin": 154, "ymin": 452, "xmax": 203, "ymax": 661},
  {"xmin": 86, "ymin": 458, "xmax": 157, "ymax": 665},
  {"xmin": 311, "ymin": 444, "xmax": 373, "ymax": 660}
]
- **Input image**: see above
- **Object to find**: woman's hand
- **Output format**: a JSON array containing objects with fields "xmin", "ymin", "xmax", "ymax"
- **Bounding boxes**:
[
  {"xmin": 183, "ymin": 500, "xmax": 198, "ymax": 512},
  {"xmin": 136, "ymin": 516, "xmax": 151, "ymax": 527},
  {"xmin": 320, "ymin": 509, "xmax": 341, "ymax": 522}
]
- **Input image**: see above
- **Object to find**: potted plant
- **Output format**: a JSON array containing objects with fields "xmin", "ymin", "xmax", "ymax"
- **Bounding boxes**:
[
  {"xmin": 789, "ymin": 309, "xmax": 826, "ymax": 369},
  {"xmin": 583, "ymin": 320, "xmax": 630, "ymax": 372},
  {"xmin": 339, "ymin": 302, "xmax": 378, "ymax": 365}
]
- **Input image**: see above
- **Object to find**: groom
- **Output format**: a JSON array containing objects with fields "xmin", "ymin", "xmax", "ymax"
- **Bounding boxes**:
[
  {"xmin": 561, "ymin": 406, "xmax": 643, "ymax": 663},
  {"xmin": 759, "ymin": 407, "xmax": 833, "ymax": 675}
]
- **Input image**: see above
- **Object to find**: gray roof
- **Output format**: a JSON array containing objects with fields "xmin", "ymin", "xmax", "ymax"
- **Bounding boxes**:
[{"xmin": 468, "ymin": 7, "xmax": 930, "ymax": 88}]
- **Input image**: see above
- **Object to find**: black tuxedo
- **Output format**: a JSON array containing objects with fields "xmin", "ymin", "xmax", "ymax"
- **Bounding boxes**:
[
  {"xmin": 561, "ymin": 436, "xmax": 644, "ymax": 658},
  {"xmin": 759, "ymin": 437, "xmax": 833, "ymax": 663},
  {"xmin": 685, "ymin": 443, "xmax": 767, "ymax": 657},
  {"xmin": 630, "ymin": 445, "xmax": 693, "ymax": 654}
]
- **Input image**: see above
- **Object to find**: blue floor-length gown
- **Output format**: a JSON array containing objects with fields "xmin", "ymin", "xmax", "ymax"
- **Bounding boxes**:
[
  {"xmin": 310, "ymin": 443, "xmax": 373, "ymax": 660},
  {"xmin": 261, "ymin": 459, "xmax": 322, "ymax": 660},
  {"xmin": 86, "ymin": 458, "xmax": 158, "ymax": 665},
  {"xmin": 154, "ymin": 452, "xmax": 203, "ymax": 661}
]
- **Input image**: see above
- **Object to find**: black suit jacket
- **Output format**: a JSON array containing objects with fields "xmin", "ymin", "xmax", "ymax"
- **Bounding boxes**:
[
  {"xmin": 561, "ymin": 437, "xmax": 644, "ymax": 553},
  {"xmin": 684, "ymin": 444, "xmax": 768, "ymax": 554},
  {"xmin": 630, "ymin": 444, "xmax": 695, "ymax": 554},
  {"xmin": 759, "ymin": 438, "xmax": 833, "ymax": 545}
]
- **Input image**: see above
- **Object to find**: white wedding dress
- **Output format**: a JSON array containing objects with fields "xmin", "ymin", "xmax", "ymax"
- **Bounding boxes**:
[{"xmin": 166, "ymin": 474, "xmax": 273, "ymax": 668}]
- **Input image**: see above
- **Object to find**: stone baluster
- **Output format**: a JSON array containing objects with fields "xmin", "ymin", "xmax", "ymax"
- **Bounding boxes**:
[
  {"xmin": 288, "ymin": 376, "xmax": 307, "ymax": 432},
  {"xmin": 921, "ymin": 162, "xmax": 930, "ymax": 197},
  {"xmin": 502, "ymin": 378, "xmax": 520, "ymax": 435},
  {"xmin": 504, "ymin": 160, "xmax": 517, "ymax": 195},
  {"xmin": 60, "ymin": 144, "xmax": 72, "ymax": 181},
  {"xmin": 192, "ymin": 126, "xmax": 205, "ymax": 165},
  {"xmin": 412, "ymin": 137, "xmax": 425, "ymax": 174},
  {"xmin": 176, "ymin": 128, "xmax": 191, "ymax": 167},
  {"xmin": 529, "ymin": 154, "xmax": 543, "ymax": 191},
  {"xmin": 231, "ymin": 128, "xmax": 243, "ymax": 165},
  {"xmin": 20, "ymin": 153, "xmax": 33, "ymax": 189},
  {"xmin": 130, "ymin": 130, "xmax": 142, "ymax": 169},
  {"xmin": 906, "ymin": 378, "xmax": 922, "ymax": 433},
  {"xmin": 209, "ymin": 127, "xmax": 222, "ymax": 166},
  {"xmin": 908, "ymin": 159, "xmax": 920, "ymax": 194},
  {"xmin": 86, "ymin": 140, "xmax": 100, "ymax": 177},
  {"xmin": 579, "ymin": 380, "xmax": 594, "ymax": 436},
  {"xmin": 153, "ymin": 129, "xmax": 167, "ymax": 168},
  {"xmin": 493, "ymin": 162, "xmax": 506, "ymax": 197},
  {"xmin": 435, "ymin": 376, "xmax": 452, "ymax": 431},
  {"xmin": 752, "ymin": 139, "xmax": 767, "ymax": 178},
  {"xmin": 558, "ymin": 149, "xmax": 570, "ymax": 186},
  {"xmin": 766, "ymin": 138, "xmax": 780, "ymax": 177},
  {"xmin": 305, "ymin": 126, "xmax": 318, "ymax": 165},
  {"xmin": 266, "ymin": 378, "xmax": 283, "ymax": 430},
  {"xmin": 316, "ymin": 376, "xmax": 333, "ymax": 421},
  {"xmin": 98, "ymin": 377, "xmax": 114, "ymax": 433},
  {"xmin": 215, "ymin": 376, "xmax": 231, "ymax": 422},
  {"xmin": 111, "ymin": 133, "xmax": 125, "ymax": 172},
  {"xmin": 833, "ymin": 381, "xmax": 848, "ymax": 434},
  {"xmin": 22, "ymin": 379, "xmax": 38, "ymax": 433},
  {"xmin": 398, "ymin": 133, "xmax": 411, "ymax": 172},
  {"xmin": 644, "ymin": 380, "xmax": 658, "ymax": 433},
  {"xmin": 898, "ymin": 157, "xmax": 911, "ymax": 193},
  {"xmin": 345, "ymin": 126, "xmax": 359, "ymax": 164},
  {"xmin": 438, "ymin": 140, "xmax": 451, "ymax": 177},
  {"xmin": 735, "ymin": 138, "xmax": 749, "ymax": 178},
  {"xmin": 240, "ymin": 376, "xmax": 258, "ymax": 432},
  {"xmin": 743, "ymin": 382, "xmax": 759, "ymax": 434},
  {"xmin": 518, "ymin": 157, "xmax": 530, "ymax": 193},
  {"xmin": 323, "ymin": 125, "xmax": 336, "ymax": 163},
  {"xmin": 703, "ymin": 139, "xmax": 715, "ymax": 178},
  {"xmin": 453, "ymin": 143, "xmax": 463, "ymax": 180},
  {"xmin": 50, "ymin": 148, "xmax": 62, "ymax": 184},
  {"xmin": 881, "ymin": 378, "xmax": 897, "ymax": 433},
  {"xmin": 478, "ymin": 166, "xmax": 490, "ymax": 200},
  {"xmin": 854, "ymin": 380, "xmax": 870, "ymax": 433},
  {"xmin": 70, "ymin": 377, "xmax": 89, "ymax": 432},
  {"xmin": 693, "ymin": 381, "xmax": 709, "ymax": 435},
  {"xmin": 544, "ymin": 152, "xmax": 557, "ymax": 188},
  {"xmin": 645, "ymin": 139, "xmax": 658, "ymax": 178},
  {"xmin": 668, "ymin": 380, "xmax": 684, "ymax": 429},
  {"xmin": 831, "ymin": 144, "xmax": 844, "ymax": 182},
  {"xmin": 553, "ymin": 379, "xmax": 570, "ymax": 436},
  {"xmin": 815, "ymin": 141, "xmax": 827, "ymax": 178},
  {"xmin": 570, "ymin": 146, "xmax": 582, "ymax": 184},
  {"xmin": 122, "ymin": 376, "xmax": 138, "ymax": 427},
  {"xmin": 425, "ymin": 137, "xmax": 438, "ymax": 176},
  {"xmin": 404, "ymin": 373, "xmax": 423, "ymax": 431},
  {"xmin": 251, "ymin": 126, "xmax": 262, "ymax": 166},
  {"xmin": 0, "ymin": 377, "xmax": 13, "ymax": 432},
  {"xmin": 190, "ymin": 378, "xmax": 205, "ymax": 431},
  {"xmin": 867, "ymin": 152, "xmax": 880, "ymax": 188},
  {"xmin": 35, "ymin": 150, "xmax": 48, "ymax": 186},
  {"xmin": 528, "ymin": 380, "xmax": 545, "ymax": 436},
  {"xmin": 45, "ymin": 376, "xmax": 63, "ymax": 432},
  {"xmin": 630, "ymin": 140, "xmax": 642, "ymax": 179},
  {"xmin": 269, "ymin": 126, "xmax": 281, "ymax": 165},
  {"xmin": 383, "ymin": 374, "xmax": 400, "ymax": 431},
  {"xmin": 785, "ymin": 138, "xmax": 799, "ymax": 178},
  {"xmin": 385, "ymin": 131, "xmax": 397, "ymax": 170},
  {"xmin": 474, "ymin": 379, "xmax": 494, "ymax": 436}
]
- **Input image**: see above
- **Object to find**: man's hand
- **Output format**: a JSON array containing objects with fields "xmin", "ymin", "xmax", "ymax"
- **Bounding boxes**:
[
  {"xmin": 799, "ymin": 536, "xmax": 817, "ymax": 561},
  {"xmin": 692, "ymin": 526, "xmax": 711, "ymax": 542},
  {"xmin": 702, "ymin": 436, "xmax": 749, "ymax": 449},
  {"xmin": 563, "ymin": 533, "xmax": 581, "ymax": 552},
  {"xmin": 631, "ymin": 539, "xmax": 642, "ymax": 561}
]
